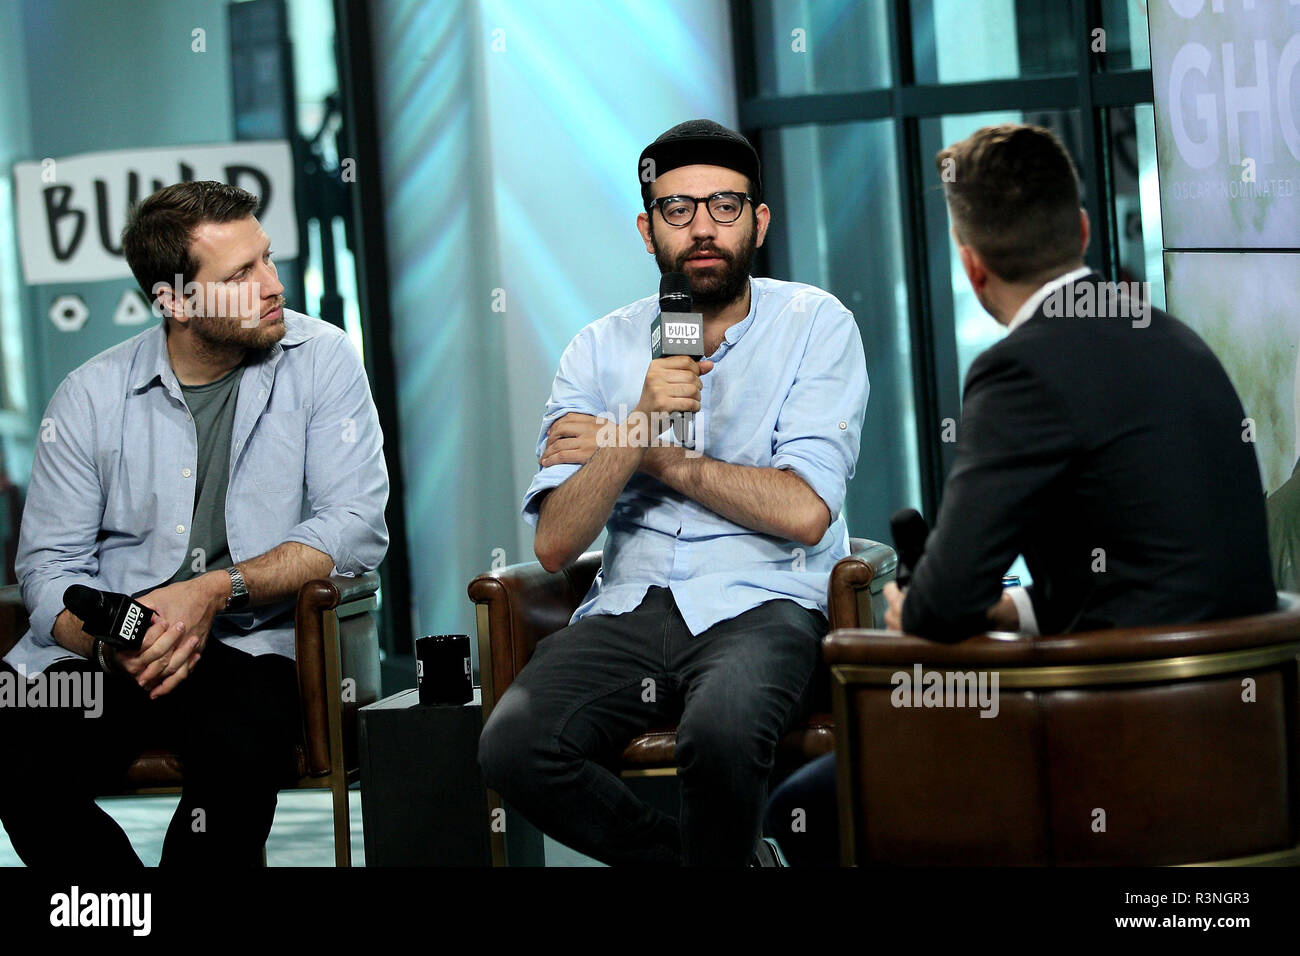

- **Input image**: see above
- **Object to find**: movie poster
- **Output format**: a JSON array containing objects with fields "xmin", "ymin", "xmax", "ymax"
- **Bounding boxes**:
[{"xmin": 1153, "ymin": 0, "xmax": 1300, "ymax": 589}]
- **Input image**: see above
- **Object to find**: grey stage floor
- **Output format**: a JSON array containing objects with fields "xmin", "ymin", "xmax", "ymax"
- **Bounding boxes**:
[{"xmin": 0, "ymin": 790, "xmax": 596, "ymax": 866}]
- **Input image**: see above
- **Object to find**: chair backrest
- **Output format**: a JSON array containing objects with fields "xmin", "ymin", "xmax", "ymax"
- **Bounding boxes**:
[{"xmin": 827, "ymin": 595, "xmax": 1300, "ymax": 865}]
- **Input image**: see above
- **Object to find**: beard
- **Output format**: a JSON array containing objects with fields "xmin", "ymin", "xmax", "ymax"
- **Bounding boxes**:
[
  {"xmin": 650, "ymin": 217, "xmax": 757, "ymax": 308},
  {"xmin": 189, "ymin": 300, "xmax": 287, "ymax": 353}
]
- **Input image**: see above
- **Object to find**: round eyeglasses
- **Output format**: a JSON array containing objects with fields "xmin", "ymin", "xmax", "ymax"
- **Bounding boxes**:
[{"xmin": 647, "ymin": 191, "xmax": 752, "ymax": 227}]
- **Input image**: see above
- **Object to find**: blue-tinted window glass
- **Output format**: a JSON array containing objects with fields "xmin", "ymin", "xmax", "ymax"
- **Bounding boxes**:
[
  {"xmin": 912, "ymin": 0, "xmax": 1075, "ymax": 84},
  {"xmin": 1100, "ymin": 0, "xmax": 1152, "ymax": 71},
  {"xmin": 752, "ymin": 0, "xmax": 891, "ymax": 96},
  {"xmin": 761, "ymin": 120, "xmax": 919, "ymax": 540}
]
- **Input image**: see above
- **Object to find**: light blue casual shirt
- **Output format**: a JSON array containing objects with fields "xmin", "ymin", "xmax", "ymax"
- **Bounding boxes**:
[
  {"xmin": 522, "ymin": 277, "xmax": 869, "ymax": 636},
  {"xmin": 6, "ymin": 310, "xmax": 389, "ymax": 676}
]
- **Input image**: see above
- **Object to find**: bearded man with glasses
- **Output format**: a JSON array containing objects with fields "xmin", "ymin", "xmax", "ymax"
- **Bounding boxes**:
[{"xmin": 478, "ymin": 120, "xmax": 869, "ymax": 866}]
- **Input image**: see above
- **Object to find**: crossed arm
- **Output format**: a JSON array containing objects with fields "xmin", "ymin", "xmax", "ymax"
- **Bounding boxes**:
[
  {"xmin": 646, "ymin": 444, "xmax": 831, "ymax": 544},
  {"xmin": 533, "ymin": 414, "xmax": 831, "ymax": 572}
]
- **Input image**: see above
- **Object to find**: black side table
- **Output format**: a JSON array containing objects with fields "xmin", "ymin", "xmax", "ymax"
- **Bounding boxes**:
[{"xmin": 358, "ymin": 688, "xmax": 493, "ymax": 866}]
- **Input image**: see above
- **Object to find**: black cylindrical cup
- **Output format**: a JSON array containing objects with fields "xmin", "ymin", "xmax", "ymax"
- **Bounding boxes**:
[{"xmin": 415, "ymin": 634, "xmax": 472, "ymax": 705}]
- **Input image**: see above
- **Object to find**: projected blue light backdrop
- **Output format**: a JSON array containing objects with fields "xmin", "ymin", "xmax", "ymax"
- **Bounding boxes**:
[{"xmin": 370, "ymin": 0, "xmax": 737, "ymax": 664}]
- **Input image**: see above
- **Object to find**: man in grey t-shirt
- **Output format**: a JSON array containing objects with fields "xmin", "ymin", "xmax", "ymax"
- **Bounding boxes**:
[{"xmin": 0, "ymin": 181, "xmax": 388, "ymax": 867}]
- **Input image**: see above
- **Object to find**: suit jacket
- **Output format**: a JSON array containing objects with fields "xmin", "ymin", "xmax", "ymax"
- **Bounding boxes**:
[{"xmin": 903, "ymin": 273, "xmax": 1276, "ymax": 641}]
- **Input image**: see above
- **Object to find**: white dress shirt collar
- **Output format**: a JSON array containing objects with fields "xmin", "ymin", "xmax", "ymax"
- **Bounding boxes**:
[{"xmin": 1006, "ymin": 266, "xmax": 1093, "ymax": 333}]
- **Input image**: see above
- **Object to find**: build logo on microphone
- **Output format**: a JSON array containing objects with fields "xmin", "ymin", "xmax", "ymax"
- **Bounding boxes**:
[{"xmin": 118, "ymin": 602, "xmax": 143, "ymax": 643}]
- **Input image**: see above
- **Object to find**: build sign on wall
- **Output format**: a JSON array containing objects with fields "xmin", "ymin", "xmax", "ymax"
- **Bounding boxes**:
[{"xmin": 13, "ymin": 140, "xmax": 297, "ymax": 285}]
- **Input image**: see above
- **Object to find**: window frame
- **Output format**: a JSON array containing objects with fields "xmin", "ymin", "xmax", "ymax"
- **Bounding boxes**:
[{"xmin": 732, "ymin": 0, "xmax": 1154, "ymax": 518}]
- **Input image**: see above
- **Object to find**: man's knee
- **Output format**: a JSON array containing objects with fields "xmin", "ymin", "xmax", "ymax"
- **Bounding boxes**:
[
  {"xmin": 478, "ymin": 690, "xmax": 547, "ymax": 795},
  {"xmin": 181, "ymin": 722, "xmax": 297, "ymax": 790},
  {"xmin": 0, "ymin": 681, "xmax": 105, "ymax": 805},
  {"xmin": 675, "ymin": 711, "xmax": 775, "ymax": 784}
]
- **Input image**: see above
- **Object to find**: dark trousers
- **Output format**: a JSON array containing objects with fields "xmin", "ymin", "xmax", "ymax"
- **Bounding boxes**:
[
  {"xmin": 0, "ymin": 638, "xmax": 299, "ymax": 867},
  {"xmin": 477, "ymin": 586, "xmax": 828, "ymax": 866},
  {"xmin": 763, "ymin": 751, "xmax": 839, "ymax": 866}
]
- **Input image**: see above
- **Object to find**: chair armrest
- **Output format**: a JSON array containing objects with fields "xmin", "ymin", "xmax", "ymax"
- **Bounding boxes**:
[
  {"xmin": 828, "ymin": 538, "xmax": 898, "ymax": 630},
  {"xmin": 295, "ymin": 572, "xmax": 382, "ymax": 777},
  {"xmin": 824, "ymin": 594, "xmax": 1300, "ymax": 668},
  {"xmin": 298, "ymin": 571, "xmax": 382, "ymax": 610},
  {"xmin": 468, "ymin": 552, "xmax": 601, "ymax": 718}
]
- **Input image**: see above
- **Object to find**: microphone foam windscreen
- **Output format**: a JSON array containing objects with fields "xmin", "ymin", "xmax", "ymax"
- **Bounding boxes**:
[
  {"xmin": 890, "ymin": 507, "xmax": 930, "ymax": 584},
  {"xmin": 659, "ymin": 272, "xmax": 692, "ymax": 311},
  {"xmin": 63, "ymin": 584, "xmax": 100, "ymax": 617}
]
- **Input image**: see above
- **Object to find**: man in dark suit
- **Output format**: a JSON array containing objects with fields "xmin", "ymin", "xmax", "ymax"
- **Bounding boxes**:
[
  {"xmin": 883, "ymin": 122, "xmax": 1275, "ymax": 641},
  {"xmin": 766, "ymin": 123, "xmax": 1276, "ymax": 866}
]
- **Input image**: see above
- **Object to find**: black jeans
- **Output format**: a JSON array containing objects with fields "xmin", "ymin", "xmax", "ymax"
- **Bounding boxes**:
[
  {"xmin": 0, "ymin": 638, "xmax": 299, "ymax": 867},
  {"xmin": 478, "ymin": 586, "xmax": 828, "ymax": 866},
  {"xmin": 763, "ymin": 751, "xmax": 838, "ymax": 866}
]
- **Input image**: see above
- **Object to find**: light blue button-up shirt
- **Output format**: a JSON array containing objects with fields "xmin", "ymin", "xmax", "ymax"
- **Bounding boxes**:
[
  {"xmin": 523, "ymin": 277, "xmax": 869, "ymax": 636},
  {"xmin": 6, "ymin": 310, "xmax": 389, "ymax": 676}
]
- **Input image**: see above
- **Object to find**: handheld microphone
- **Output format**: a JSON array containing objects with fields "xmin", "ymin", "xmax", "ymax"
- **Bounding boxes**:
[
  {"xmin": 656, "ymin": 272, "xmax": 694, "ymax": 318},
  {"xmin": 63, "ymin": 585, "xmax": 151, "ymax": 651},
  {"xmin": 890, "ymin": 508, "xmax": 930, "ymax": 589},
  {"xmin": 651, "ymin": 273, "xmax": 705, "ymax": 449}
]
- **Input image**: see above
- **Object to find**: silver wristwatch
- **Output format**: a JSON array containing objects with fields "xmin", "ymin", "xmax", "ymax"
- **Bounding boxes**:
[{"xmin": 224, "ymin": 566, "xmax": 250, "ymax": 612}]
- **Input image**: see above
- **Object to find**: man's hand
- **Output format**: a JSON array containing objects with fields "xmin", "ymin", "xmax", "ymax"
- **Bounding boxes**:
[
  {"xmin": 137, "ymin": 572, "xmax": 229, "ymax": 653},
  {"xmin": 541, "ymin": 413, "xmax": 687, "ymax": 476},
  {"xmin": 129, "ymin": 572, "xmax": 231, "ymax": 694},
  {"xmin": 537, "ymin": 357, "xmax": 713, "ymax": 472},
  {"xmin": 635, "ymin": 356, "xmax": 714, "ymax": 419},
  {"xmin": 110, "ymin": 615, "xmax": 200, "ymax": 699},
  {"xmin": 884, "ymin": 581, "xmax": 905, "ymax": 631},
  {"xmin": 884, "ymin": 581, "xmax": 1021, "ymax": 635},
  {"xmin": 540, "ymin": 413, "xmax": 611, "ymax": 469},
  {"xmin": 985, "ymin": 590, "xmax": 1020, "ymax": 631}
]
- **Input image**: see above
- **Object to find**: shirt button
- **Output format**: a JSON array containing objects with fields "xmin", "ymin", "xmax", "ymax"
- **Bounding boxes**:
[
  {"xmin": 176, "ymin": 524, "xmax": 186, "ymax": 534},
  {"xmin": 839, "ymin": 421, "xmax": 847, "ymax": 429},
  {"xmin": 186, "ymin": 412, "xmax": 192, "ymax": 421},
  {"xmin": 182, "ymin": 467, "xmax": 192, "ymax": 478}
]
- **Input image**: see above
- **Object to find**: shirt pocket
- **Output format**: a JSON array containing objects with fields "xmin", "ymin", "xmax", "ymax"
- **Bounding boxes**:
[{"xmin": 248, "ymin": 407, "xmax": 309, "ymax": 493}]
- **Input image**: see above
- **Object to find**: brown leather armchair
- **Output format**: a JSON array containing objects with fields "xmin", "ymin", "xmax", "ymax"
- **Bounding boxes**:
[
  {"xmin": 468, "ymin": 538, "xmax": 896, "ymax": 776},
  {"xmin": 825, "ymin": 594, "xmax": 1300, "ymax": 866},
  {"xmin": 0, "ymin": 574, "xmax": 381, "ymax": 866}
]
